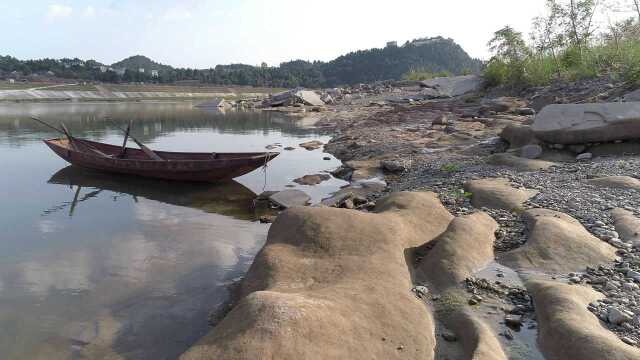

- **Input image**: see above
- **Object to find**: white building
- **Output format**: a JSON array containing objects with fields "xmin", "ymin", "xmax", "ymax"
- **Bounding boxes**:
[
  {"xmin": 99, "ymin": 65, "xmax": 108, "ymax": 73},
  {"xmin": 138, "ymin": 68, "xmax": 145, "ymax": 73},
  {"xmin": 151, "ymin": 70, "xmax": 159, "ymax": 77},
  {"xmin": 386, "ymin": 41, "xmax": 398, "ymax": 47}
]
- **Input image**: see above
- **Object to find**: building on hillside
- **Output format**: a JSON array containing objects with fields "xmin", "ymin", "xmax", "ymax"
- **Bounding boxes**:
[
  {"xmin": 99, "ymin": 65, "xmax": 108, "ymax": 73},
  {"xmin": 115, "ymin": 68, "xmax": 126, "ymax": 76},
  {"xmin": 138, "ymin": 68, "xmax": 145, "ymax": 73},
  {"xmin": 8, "ymin": 79, "xmax": 15, "ymax": 84},
  {"xmin": 386, "ymin": 41, "xmax": 398, "ymax": 47},
  {"xmin": 151, "ymin": 70, "xmax": 159, "ymax": 77}
]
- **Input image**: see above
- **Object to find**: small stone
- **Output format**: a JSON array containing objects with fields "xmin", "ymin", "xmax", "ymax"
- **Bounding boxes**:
[
  {"xmin": 259, "ymin": 215, "xmax": 277, "ymax": 224},
  {"xmin": 441, "ymin": 331, "xmax": 458, "ymax": 342},
  {"xmin": 521, "ymin": 144, "xmax": 543, "ymax": 159},
  {"xmin": 504, "ymin": 315, "xmax": 523, "ymax": 330},
  {"xmin": 503, "ymin": 329, "xmax": 514, "ymax": 340},
  {"xmin": 569, "ymin": 276, "xmax": 582, "ymax": 284},
  {"xmin": 381, "ymin": 160, "xmax": 406, "ymax": 173},
  {"xmin": 608, "ymin": 307, "xmax": 632, "ymax": 325},
  {"xmin": 412, "ymin": 286, "xmax": 429, "ymax": 299},
  {"xmin": 622, "ymin": 337, "xmax": 638, "ymax": 346},
  {"xmin": 469, "ymin": 294, "xmax": 483, "ymax": 305},
  {"xmin": 576, "ymin": 152, "xmax": 593, "ymax": 161}
]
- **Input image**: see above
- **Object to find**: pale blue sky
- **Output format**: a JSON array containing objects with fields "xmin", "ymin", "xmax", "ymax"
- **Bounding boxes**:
[{"xmin": 0, "ymin": 0, "xmax": 630, "ymax": 68}]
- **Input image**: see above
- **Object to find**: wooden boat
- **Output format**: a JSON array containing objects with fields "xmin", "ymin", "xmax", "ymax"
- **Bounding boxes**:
[{"xmin": 44, "ymin": 137, "xmax": 279, "ymax": 182}]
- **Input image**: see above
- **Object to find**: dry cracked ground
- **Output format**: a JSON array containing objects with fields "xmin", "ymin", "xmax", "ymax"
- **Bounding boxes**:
[{"xmin": 180, "ymin": 79, "xmax": 640, "ymax": 359}]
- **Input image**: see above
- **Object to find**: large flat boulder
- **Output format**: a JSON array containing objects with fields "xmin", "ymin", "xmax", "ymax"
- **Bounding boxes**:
[
  {"xmin": 533, "ymin": 103, "xmax": 640, "ymax": 144},
  {"xmin": 420, "ymin": 75, "xmax": 483, "ymax": 98},
  {"xmin": 181, "ymin": 192, "xmax": 454, "ymax": 360}
]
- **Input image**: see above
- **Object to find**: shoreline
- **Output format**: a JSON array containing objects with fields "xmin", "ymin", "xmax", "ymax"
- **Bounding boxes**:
[{"xmin": 181, "ymin": 78, "xmax": 640, "ymax": 359}]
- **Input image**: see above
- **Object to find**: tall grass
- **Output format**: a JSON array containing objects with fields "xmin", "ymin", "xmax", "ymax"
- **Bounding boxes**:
[
  {"xmin": 402, "ymin": 69, "xmax": 451, "ymax": 81},
  {"xmin": 484, "ymin": 38, "xmax": 640, "ymax": 88}
]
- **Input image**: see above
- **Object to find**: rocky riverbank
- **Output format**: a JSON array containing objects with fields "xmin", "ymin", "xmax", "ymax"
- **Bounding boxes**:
[{"xmin": 181, "ymin": 76, "xmax": 640, "ymax": 359}]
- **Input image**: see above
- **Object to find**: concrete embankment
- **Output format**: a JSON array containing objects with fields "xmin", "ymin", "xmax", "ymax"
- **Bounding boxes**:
[{"xmin": 0, "ymin": 89, "xmax": 263, "ymax": 102}]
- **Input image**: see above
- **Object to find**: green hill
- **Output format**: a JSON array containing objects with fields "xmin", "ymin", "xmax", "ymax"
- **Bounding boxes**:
[
  {"xmin": 111, "ymin": 55, "xmax": 172, "ymax": 72},
  {"xmin": 321, "ymin": 37, "xmax": 482, "ymax": 85}
]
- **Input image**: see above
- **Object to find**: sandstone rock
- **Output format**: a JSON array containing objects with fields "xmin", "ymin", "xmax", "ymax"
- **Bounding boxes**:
[
  {"xmin": 516, "ymin": 107, "xmax": 536, "ymax": 116},
  {"xmin": 499, "ymin": 124, "xmax": 537, "ymax": 149},
  {"xmin": 500, "ymin": 209, "xmax": 617, "ymax": 273},
  {"xmin": 299, "ymin": 140, "xmax": 324, "ymax": 150},
  {"xmin": 527, "ymin": 280, "xmax": 640, "ymax": 360},
  {"xmin": 180, "ymin": 192, "xmax": 454, "ymax": 360},
  {"xmin": 416, "ymin": 212, "xmax": 497, "ymax": 290},
  {"xmin": 590, "ymin": 142, "xmax": 640, "ymax": 156},
  {"xmin": 588, "ymin": 176, "xmax": 640, "ymax": 190},
  {"xmin": 432, "ymin": 113, "xmax": 450, "ymax": 125},
  {"xmin": 520, "ymin": 144, "xmax": 543, "ymax": 159},
  {"xmin": 419, "ymin": 75, "xmax": 483, "ymax": 97},
  {"xmin": 611, "ymin": 208, "xmax": 640, "ymax": 247},
  {"xmin": 269, "ymin": 190, "xmax": 311, "ymax": 208},
  {"xmin": 464, "ymin": 178, "xmax": 538, "ymax": 211},
  {"xmin": 344, "ymin": 160, "xmax": 382, "ymax": 181},
  {"xmin": 482, "ymin": 97, "xmax": 527, "ymax": 113},
  {"xmin": 608, "ymin": 307, "xmax": 632, "ymax": 325},
  {"xmin": 380, "ymin": 160, "xmax": 406, "ymax": 173},
  {"xmin": 623, "ymin": 89, "xmax": 640, "ymax": 102},
  {"xmin": 293, "ymin": 174, "xmax": 331, "ymax": 186},
  {"xmin": 488, "ymin": 153, "xmax": 556, "ymax": 172},
  {"xmin": 533, "ymin": 103, "xmax": 640, "ymax": 144},
  {"xmin": 576, "ymin": 152, "xmax": 593, "ymax": 161}
]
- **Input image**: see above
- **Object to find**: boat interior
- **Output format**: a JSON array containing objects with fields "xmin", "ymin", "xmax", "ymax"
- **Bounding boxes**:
[{"xmin": 46, "ymin": 138, "xmax": 276, "ymax": 161}]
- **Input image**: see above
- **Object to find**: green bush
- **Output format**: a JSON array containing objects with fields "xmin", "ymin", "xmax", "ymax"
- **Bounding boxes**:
[{"xmin": 402, "ymin": 69, "xmax": 451, "ymax": 81}]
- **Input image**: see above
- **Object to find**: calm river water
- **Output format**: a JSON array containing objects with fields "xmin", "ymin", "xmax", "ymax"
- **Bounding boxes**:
[{"xmin": 0, "ymin": 101, "xmax": 346, "ymax": 359}]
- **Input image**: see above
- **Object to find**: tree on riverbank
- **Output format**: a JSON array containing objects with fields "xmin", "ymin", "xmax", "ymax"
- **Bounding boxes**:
[{"xmin": 485, "ymin": 0, "xmax": 640, "ymax": 88}]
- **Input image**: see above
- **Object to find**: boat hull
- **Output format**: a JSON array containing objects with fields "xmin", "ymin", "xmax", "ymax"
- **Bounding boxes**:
[{"xmin": 44, "ymin": 138, "xmax": 278, "ymax": 182}]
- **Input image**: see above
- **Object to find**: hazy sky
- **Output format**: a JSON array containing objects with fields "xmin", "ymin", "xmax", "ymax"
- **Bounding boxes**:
[{"xmin": 0, "ymin": 0, "xmax": 624, "ymax": 68}]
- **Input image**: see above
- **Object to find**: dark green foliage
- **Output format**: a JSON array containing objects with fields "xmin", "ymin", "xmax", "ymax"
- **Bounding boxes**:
[{"xmin": 0, "ymin": 37, "xmax": 481, "ymax": 88}]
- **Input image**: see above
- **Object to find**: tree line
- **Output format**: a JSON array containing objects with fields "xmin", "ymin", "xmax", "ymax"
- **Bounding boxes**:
[{"xmin": 0, "ymin": 37, "xmax": 481, "ymax": 88}]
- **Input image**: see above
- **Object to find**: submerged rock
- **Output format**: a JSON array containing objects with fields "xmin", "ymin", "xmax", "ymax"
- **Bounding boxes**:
[
  {"xmin": 293, "ymin": 174, "xmax": 331, "ymax": 186},
  {"xmin": 268, "ymin": 190, "xmax": 311, "ymax": 208}
]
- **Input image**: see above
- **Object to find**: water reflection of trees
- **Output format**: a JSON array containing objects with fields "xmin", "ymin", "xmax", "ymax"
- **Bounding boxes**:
[{"xmin": 0, "ymin": 102, "xmax": 330, "ymax": 147}]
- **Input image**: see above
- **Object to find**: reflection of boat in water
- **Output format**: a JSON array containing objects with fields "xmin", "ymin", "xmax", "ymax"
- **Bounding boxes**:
[{"xmin": 46, "ymin": 166, "xmax": 258, "ymax": 220}]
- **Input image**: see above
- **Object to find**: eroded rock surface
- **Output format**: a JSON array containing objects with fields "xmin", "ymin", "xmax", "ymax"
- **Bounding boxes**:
[
  {"xmin": 528, "ymin": 280, "xmax": 640, "ymax": 360},
  {"xmin": 181, "ymin": 192, "xmax": 453, "ymax": 360},
  {"xmin": 487, "ymin": 153, "xmax": 556, "ymax": 172},
  {"xmin": 611, "ymin": 208, "xmax": 640, "ymax": 246},
  {"xmin": 500, "ymin": 209, "xmax": 617, "ymax": 273},
  {"xmin": 464, "ymin": 178, "xmax": 538, "ymax": 211},
  {"xmin": 587, "ymin": 176, "xmax": 640, "ymax": 190}
]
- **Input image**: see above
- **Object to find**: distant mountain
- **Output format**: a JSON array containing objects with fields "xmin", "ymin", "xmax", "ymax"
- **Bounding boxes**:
[
  {"xmin": 321, "ymin": 37, "xmax": 482, "ymax": 85},
  {"xmin": 1, "ymin": 37, "xmax": 482, "ymax": 87},
  {"xmin": 111, "ymin": 55, "xmax": 172, "ymax": 72}
]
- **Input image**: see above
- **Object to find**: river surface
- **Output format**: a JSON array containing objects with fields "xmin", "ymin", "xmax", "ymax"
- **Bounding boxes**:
[{"xmin": 0, "ymin": 101, "xmax": 346, "ymax": 359}]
